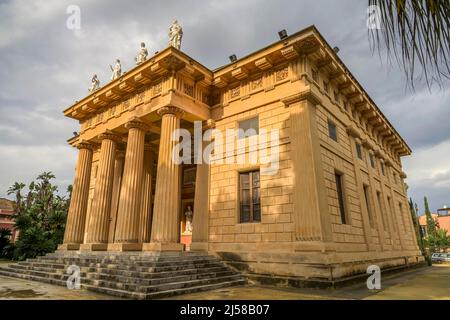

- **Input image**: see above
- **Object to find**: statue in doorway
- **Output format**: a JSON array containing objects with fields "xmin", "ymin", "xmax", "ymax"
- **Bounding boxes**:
[{"xmin": 184, "ymin": 205, "xmax": 193, "ymax": 234}]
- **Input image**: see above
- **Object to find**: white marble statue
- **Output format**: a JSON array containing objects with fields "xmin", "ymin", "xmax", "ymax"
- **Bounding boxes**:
[
  {"xmin": 88, "ymin": 74, "xmax": 100, "ymax": 92},
  {"xmin": 184, "ymin": 205, "xmax": 193, "ymax": 234},
  {"xmin": 109, "ymin": 59, "xmax": 122, "ymax": 80},
  {"xmin": 135, "ymin": 42, "xmax": 148, "ymax": 65},
  {"xmin": 169, "ymin": 20, "xmax": 183, "ymax": 50}
]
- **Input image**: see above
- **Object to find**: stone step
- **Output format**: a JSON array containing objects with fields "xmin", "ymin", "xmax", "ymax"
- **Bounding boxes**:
[
  {"xmin": 85, "ymin": 265, "xmax": 229, "ymax": 280},
  {"xmin": 87, "ymin": 269, "xmax": 236, "ymax": 286},
  {"xmin": 0, "ymin": 251, "xmax": 245, "ymax": 299},
  {"xmin": 85, "ymin": 274, "xmax": 242, "ymax": 293},
  {"xmin": 34, "ymin": 256, "xmax": 219, "ymax": 268},
  {"xmin": 144, "ymin": 279, "xmax": 246, "ymax": 299}
]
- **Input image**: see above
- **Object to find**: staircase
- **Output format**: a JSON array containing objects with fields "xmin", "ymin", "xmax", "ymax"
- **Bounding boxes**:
[{"xmin": 0, "ymin": 251, "xmax": 246, "ymax": 299}]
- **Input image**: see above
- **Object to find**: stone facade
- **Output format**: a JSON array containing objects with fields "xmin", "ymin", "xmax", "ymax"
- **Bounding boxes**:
[{"xmin": 61, "ymin": 26, "xmax": 422, "ymax": 283}]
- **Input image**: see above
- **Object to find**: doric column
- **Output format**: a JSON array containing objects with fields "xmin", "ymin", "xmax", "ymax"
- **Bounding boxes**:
[
  {"xmin": 191, "ymin": 120, "xmax": 214, "ymax": 251},
  {"xmin": 60, "ymin": 141, "xmax": 93, "ymax": 250},
  {"xmin": 139, "ymin": 147, "xmax": 154, "ymax": 243},
  {"xmin": 108, "ymin": 151, "xmax": 125, "ymax": 243},
  {"xmin": 112, "ymin": 119, "xmax": 148, "ymax": 250},
  {"xmin": 146, "ymin": 106, "xmax": 184, "ymax": 251},
  {"xmin": 83, "ymin": 131, "xmax": 121, "ymax": 250}
]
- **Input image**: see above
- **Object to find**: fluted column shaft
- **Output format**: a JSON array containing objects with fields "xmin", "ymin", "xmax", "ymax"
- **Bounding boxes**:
[
  {"xmin": 63, "ymin": 142, "xmax": 93, "ymax": 245},
  {"xmin": 191, "ymin": 121, "xmax": 215, "ymax": 251},
  {"xmin": 85, "ymin": 133, "xmax": 119, "ymax": 244},
  {"xmin": 151, "ymin": 107, "xmax": 184, "ymax": 243},
  {"xmin": 108, "ymin": 152, "xmax": 125, "ymax": 243},
  {"xmin": 139, "ymin": 148, "xmax": 154, "ymax": 243},
  {"xmin": 114, "ymin": 121, "xmax": 147, "ymax": 243}
]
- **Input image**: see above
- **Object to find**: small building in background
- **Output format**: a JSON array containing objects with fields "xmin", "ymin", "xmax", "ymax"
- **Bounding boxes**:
[
  {"xmin": 0, "ymin": 198, "xmax": 17, "ymax": 242},
  {"xmin": 418, "ymin": 205, "xmax": 450, "ymax": 237}
]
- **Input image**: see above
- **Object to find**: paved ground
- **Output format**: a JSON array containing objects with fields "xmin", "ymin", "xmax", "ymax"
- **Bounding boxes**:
[{"xmin": 0, "ymin": 264, "xmax": 448, "ymax": 300}]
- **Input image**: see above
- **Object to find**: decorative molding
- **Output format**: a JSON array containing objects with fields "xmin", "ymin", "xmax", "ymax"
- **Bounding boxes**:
[
  {"xmin": 98, "ymin": 130, "xmax": 122, "ymax": 143},
  {"xmin": 280, "ymin": 88, "xmax": 322, "ymax": 106},
  {"xmin": 254, "ymin": 57, "xmax": 273, "ymax": 70},
  {"xmin": 125, "ymin": 118, "xmax": 150, "ymax": 131},
  {"xmin": 157, "ymin": 106, "xmax": 184, "ymax": 118},
  {"xmin": 346, "ymin": 125, "xmax": 360, "ymax": 138}
]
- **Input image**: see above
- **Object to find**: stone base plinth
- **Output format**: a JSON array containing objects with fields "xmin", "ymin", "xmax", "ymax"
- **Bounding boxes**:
[
  {"xmin": 58, "ymin": 243, "xmax": 80, "ymax": 251},
  {"xmin": 142, "ymin": 242, "xmax": 184, "ymax": 252},
  {"xmin": 107, "ymin": 243, "xmax": 143, "ymax": 251},
  {"xmin": 80, "ymin": 243, "xmax": 108, "ymax": 251},
  {"xmin": 190, "ymin": 242, "xmax": 208, "ymax": 251}
]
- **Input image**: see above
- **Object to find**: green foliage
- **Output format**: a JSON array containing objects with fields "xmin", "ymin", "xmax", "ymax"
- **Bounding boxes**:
[
  {"xmin": 424, "ymin": 196, "xmax": 436, "ymax": 236},
  {"xmin": 424, "ymin": 229, "xmax": 450, "ymax": 253},
  {"xmin": 0, "ymin": 228, "xmax": 12, "ymax": 258},
  {"xmin": 409, "ymin": 198, "xmax": 424, "ymax": 251},
  {"xmin": 7, "ymin": 172, "xmax": 71, "ymax": 261}
]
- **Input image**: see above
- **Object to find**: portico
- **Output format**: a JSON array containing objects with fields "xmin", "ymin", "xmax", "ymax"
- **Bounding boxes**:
[{"xmin": 61, "ymin": 47, "xmax": 213, "ymax": 252}]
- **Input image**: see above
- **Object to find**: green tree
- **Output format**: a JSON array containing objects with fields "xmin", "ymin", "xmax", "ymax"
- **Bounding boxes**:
[
  {"xmin": 409, "ymin": 198, "xmax": 423, "ymax": 251},
  {"xmin": 0, "ymin": 228, "xmax": 12, "ymax": 257},
  {"xmin": 424, "ymin": 196, "xmax": 436, "ymax": 236},
  {"xmin": 368, "ymin": 0, "xmax": 449, "ymax": 88},
  {"xmin": 9, "ymin": 172, "xmax": 70, "ymax": 261},
  {"xmin": 424, "ymin": 229, "xmax": 450, "ymax": 253}
]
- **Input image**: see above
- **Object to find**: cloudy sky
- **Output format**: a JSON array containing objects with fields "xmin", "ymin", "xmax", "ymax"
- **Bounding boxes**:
[{"xmin": 0, "ymin": 0, "xmax": 448, "ymax": 213}]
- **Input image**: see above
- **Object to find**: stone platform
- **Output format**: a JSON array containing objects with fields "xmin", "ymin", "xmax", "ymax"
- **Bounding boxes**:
[{"xmin": 0, "ymin": 251, "xmax": 246, "ymax": 299}]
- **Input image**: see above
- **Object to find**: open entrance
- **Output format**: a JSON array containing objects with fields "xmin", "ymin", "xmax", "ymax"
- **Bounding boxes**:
[{"xmin": 180, "ymin": 164, "xmax": 196, "ymax": 250}]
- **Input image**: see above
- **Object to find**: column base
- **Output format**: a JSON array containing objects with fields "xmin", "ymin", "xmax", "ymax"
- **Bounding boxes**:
[
  {"xmin": 190, "ymin": 242, "xmax": 208, "ymax": 251},
  {"xmin": 58, "ymin": 243, "xmax": 80, "ymax": 251},
  {"xmin": 107, "ymin": 243, "xmax": 143, "ymax": 252},
  {"xmin": 142, "ymin": 242, "xmax": 184, "ymax": 252},
  {"xmin": 80, "ymin": 243, "xmax": 108, "ymax": 251}
]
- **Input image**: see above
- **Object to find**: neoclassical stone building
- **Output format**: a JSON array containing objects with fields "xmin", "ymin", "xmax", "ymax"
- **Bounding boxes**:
[{"xmin": 61, "ymin": 25, "xmax": 422, "ymax": 282}]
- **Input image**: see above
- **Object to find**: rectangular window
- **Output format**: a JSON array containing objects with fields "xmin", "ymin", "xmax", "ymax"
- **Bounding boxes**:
[
  {"xmin": 380, "ymin": 161, "xmax": 385, "ymax": 175},
  {"xmin": 239, "ymin": 170, "xmax": 261, "ymax": 223},
  {"xmin": 369, "ymin": 153, "xmax": 375, "ymax": 168},
  {"xmin": 393, "ymin": 172, "xmax": 397, "ymax": 184},
  {"xmin": 335, "ymin": 172, "xmax": 347, "ymax": 224},
  {"xmin": 328, "ymin": 120, "xmax": 338, "ymax": 142},
  {"xmin": 363, "ymin": 185, "xmax": 374, "ymax": 227},
  {"xmin": 356, "ymin": 142, "xmax": 363, "ymax": 160},
  {"xmin": 238, "ymin": 117, "xmax": 259, "ymax": 139},
  {"xmin": 377, "ymin": 191, "xmax": 388, "ymax": 231}
]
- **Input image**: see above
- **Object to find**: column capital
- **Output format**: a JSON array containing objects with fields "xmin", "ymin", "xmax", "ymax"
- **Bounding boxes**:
[
  {"xmin": 98, "ymin": 130, "xmax": 122, "ymax": 143},
  {"xmin": 76, "ymin": 140, "xmax": 95, "ymax": 150},
  {"xmin": 203, "ymin": 119, "xmax": 216, "ymax": 130},
  {"xmin": 157, "ymin": 106, "xmax": 184, "ymax": 118},
  {"xmin": 125, "ymin": 117, "xmax": 150, "ymax": 131}
]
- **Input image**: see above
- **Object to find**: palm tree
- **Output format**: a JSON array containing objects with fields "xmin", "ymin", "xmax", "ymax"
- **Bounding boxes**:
[
  {"xmin": 7, "ymin": 182, "xmax": 25, "ymax": 215},
  {"xmin": 368, "ymin": 0, "xmax": 449, "ymax": 88}
]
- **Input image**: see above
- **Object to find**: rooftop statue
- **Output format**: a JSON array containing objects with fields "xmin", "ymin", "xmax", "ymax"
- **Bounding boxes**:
[
  {"xmin": 135, "ymin": 42, "xmax": 148, "ymax": 65},
  {"xmin": 109, "ymin": 59, "xmax": 122, "ymax": 80},
  {"xmin": 169, "ymin": 20, "xmax": 183, "ymax": 50},
  {"xmin": 88, "ymin": 74, "xmax": 100, "ymax": 93}
]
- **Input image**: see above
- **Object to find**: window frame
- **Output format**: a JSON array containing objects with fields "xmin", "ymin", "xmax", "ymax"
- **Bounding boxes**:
[
  {"xmin": 328, "ymin": 119, "xmax": 338, "ymax": 142},
  {"xmin": 334, "ymin": 171, "xmax": 348, "ymax": 225},
  {"xmin": 237, "ymin": 116, "xmax": 259, "ymax": 140},
  {"xmin": 238, "ymin": 169, "xmax": 261, "ymax": 224}
]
